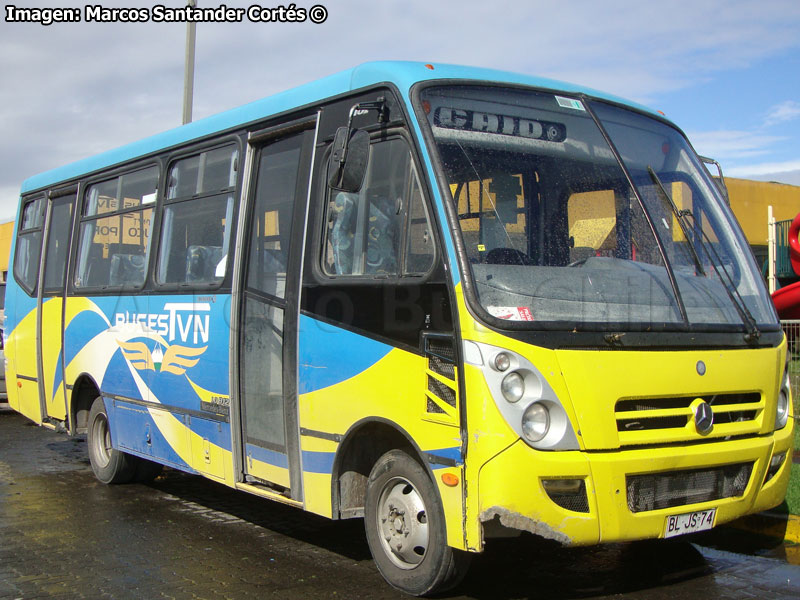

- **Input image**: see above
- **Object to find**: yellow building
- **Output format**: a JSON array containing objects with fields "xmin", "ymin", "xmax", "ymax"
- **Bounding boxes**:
[
  {"xmin": 727, "ymin": 177, "xmax": 800, "ymax": 247},
  {"xmin": 0, "ymin": 220, "xmax": 13, "ymax": 282}
]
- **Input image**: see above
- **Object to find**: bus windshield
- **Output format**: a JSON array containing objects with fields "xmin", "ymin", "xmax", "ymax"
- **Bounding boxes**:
[{"xmin": 418, "ymin": 85, "xmax": 776, "ymax": 333}]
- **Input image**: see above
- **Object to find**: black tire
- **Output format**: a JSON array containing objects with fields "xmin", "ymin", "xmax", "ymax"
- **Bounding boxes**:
[
  {"xmin": 87, "ymin": 396, "xmax": 137, "ymax": 484},
  {"xmin": 364, "ymin": 450, "xmax": 471, "ymax": 596}
]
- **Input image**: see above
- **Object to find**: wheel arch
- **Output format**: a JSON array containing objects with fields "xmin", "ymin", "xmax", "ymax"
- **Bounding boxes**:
[
  {"xmin": 331, "ymin": 417, "xmax": 436, "ymax": 520},
  {"xmin": 69, "ymin": 373, "xmax": 102, "ymax": 435}
]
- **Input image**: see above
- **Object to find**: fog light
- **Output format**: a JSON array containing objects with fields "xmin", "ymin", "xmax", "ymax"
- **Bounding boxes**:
[
  {"xmin": 764, "ymin": 451, "xmax": 787, "ymax": 484},
  {"xmin": 542, "ymin": 478, "xmax": 589, "ymax": 513},
  {"xmin": 501, "ymin": 372, "xmax": 524, "ymax": 403},
  {"xmin": 542, "ymin": 479, "xmax": 583, "ymax": 494},
  {"xmin": 522, "ymin": 402, "xmax": 549, "ymax": 442}
]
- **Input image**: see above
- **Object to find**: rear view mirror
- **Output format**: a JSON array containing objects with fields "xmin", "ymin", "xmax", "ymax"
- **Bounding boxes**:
[{"xmin": 328, "ymin": 127, "xmax": 369, "ymax": 193}]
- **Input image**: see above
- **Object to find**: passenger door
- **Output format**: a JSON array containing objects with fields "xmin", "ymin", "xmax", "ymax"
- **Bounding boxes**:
[
  {"xmin": 37, "ymin": 189, "xmax": 76, "ymax": 422},
  {"xmin": 236, "ymin": 121, "xmax": 316, "ymax": 498},
  {"xmin": 10, "ymin": 196, "xmax": 45, "ymax": 421}
]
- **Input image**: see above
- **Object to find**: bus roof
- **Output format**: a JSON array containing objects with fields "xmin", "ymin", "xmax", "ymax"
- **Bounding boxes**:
[{"xmin": 20, "ymin": 61, "xmax": 663, "ymax": 195}]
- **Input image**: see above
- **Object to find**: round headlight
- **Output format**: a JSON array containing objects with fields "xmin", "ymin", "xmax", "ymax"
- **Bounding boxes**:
[
  {"xmin": 776, "ymin": 380, "xmax": 790, "ymax": 430},
  {"xmin": 501, "ymin": 372, "xmax": 524, "ymax": 403},
  {"xmin": 522, "ymin": 402, "xmax": 550, "ymax": 443},
  {"xmin": 493, "ymin": 352, "xmax": 511, "ymax": 372}
]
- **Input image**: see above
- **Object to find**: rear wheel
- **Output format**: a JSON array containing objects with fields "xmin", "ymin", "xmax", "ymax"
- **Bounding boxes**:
[
  {"xmin": 364, "ymin": 450, "xmax": 470, "ymax": 596},
  {"xmin": 87, "ymin": 397, "xmax": 137, "ymax": 484}
]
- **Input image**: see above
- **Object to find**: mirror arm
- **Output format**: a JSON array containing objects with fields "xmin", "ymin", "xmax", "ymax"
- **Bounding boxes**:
[
  {"xmin": 337, "ymin": 97, "xmax": 388, "ymax": 169},
  {"xmin": 699, "ymin": 155, "xmax": 729, "ymax": 204}
]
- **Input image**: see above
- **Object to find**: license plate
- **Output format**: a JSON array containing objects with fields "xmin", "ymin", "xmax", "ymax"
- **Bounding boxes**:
[{"xmin": 664, "ymin": 508, "xmax": 716, "ymax": 538}]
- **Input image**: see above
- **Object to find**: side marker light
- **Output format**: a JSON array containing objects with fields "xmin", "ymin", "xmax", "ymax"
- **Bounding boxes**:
[{"xmin": 441, "ymin": 473, "xmax": 459, "ymax": 487}]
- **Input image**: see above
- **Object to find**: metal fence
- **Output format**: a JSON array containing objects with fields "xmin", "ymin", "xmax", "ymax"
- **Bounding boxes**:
[
  {"xmin": 781, "ymin": 320, "xmax": 800, "ymax": 413},
  {"xmin": 775, "ymin": 218, "xmax": 794, "ymax": 279}
]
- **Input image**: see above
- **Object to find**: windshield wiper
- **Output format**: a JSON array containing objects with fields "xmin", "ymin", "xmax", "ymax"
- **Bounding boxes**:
[
  {"xmin": 647, "ymin": 166, "xmax": 706, "ymax": 277},
  {"xmin": 647, "ymin": 166, "xmax": 760, "ymax": 343}
]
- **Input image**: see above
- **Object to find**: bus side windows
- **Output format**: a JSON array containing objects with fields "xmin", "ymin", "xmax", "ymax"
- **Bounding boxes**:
[
  {"xmin": 405, "ymin": 170, "xmax": 434, "ymax": 274},
  {"xmin": 246, "ymin": 135, "xmax": 305, "ymax": 300},
  {"xmin": 13, "ymin": 196, "xmax": 45, "ymax": 294},
  {"xmin": 74, "ymin": 166, "xmax": 158, "ymax": 290},
  {"xmin": 323, "ymin": 138, "xmax": 434, "ymax": 277},
  {"xmin": 156, "ymin": 144, "xmax": 238, "ymax": 287}
]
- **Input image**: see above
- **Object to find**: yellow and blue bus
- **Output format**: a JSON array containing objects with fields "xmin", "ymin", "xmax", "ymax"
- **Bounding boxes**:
[{"xmin": 5, "ymin": 61, "xmax": 794, "ymax": 595}]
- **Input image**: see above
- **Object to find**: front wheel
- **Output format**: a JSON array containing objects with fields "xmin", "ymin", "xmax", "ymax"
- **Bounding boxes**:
[
  {"xmin": 364, "ymin": 450, "xmax": 470, "ymax": 596},
  {"xmin": 87, "ymin": 397, "xmax": 137, "ymax": 484}
]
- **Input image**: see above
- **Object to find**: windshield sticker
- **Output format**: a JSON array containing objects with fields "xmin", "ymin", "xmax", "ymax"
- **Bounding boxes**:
[
  {"xmin": 487, "ymin": 306, "xmax": 534, "ymax": 321},
  {"xmin": 555, "ymin": 96, "xmax": 585, "ymax": 111},
  {"xmin": 433, "ymin": 107, "xmax": 566, "ymax": 142}
]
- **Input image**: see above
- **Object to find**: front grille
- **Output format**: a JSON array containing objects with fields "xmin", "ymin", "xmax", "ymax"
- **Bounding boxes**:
[
  {"xmin": 615, "ymin": 393, "xmax": 763, "ymax": 445},
  {"xmin": 627, "ymin": 462, "xmax": 752, "ymax": 513}
]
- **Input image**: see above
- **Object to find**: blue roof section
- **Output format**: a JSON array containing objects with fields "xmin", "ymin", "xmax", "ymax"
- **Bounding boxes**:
[{"xmin": 20, "ymin": 61, "xmax": 665, "ymax": 194}]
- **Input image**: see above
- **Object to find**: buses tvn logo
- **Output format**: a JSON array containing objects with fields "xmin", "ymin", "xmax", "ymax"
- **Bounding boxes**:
[
  {"xmin": 114, "ymin": 302, "xmax": 211, "ymax": 375},
  {"xmin": 117, "ymin": 340, "xmax": 206, "ymax": 375}
]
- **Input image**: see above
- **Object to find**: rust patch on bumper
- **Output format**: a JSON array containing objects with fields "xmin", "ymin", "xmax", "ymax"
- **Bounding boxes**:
[{"xmin": 480, "ymin": 506, "xmax": 571, "ymax": 545}]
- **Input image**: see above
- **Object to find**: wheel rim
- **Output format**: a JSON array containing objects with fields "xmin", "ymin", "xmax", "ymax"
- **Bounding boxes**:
[
  {"xmin": 90, "ymin": 412, "xmax": 112, "ymax": 468},
  {"xmin": 375, "ymin": 476, "xmax": 429, "ymax": 569}
]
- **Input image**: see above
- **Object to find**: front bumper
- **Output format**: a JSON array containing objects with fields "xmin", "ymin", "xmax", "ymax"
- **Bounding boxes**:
[{"xmin": 478, "ymin": 421, "xmax": 794, "ymax": 546}]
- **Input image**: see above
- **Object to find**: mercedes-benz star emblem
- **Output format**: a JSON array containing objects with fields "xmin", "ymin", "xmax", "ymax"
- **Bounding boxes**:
[
  {"xmin": 696, "ymin": 361, "xmax": 706, "ymax": 375},
  {"xmin": 694, "ymin": 401, "xmax": 714, "ymax": 434}
]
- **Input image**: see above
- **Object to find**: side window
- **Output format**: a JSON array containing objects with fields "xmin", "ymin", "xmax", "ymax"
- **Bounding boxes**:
[
  {"xmin": 567, "ymin": 189, "xmax": 665, "ymax": 267},
  {"xmin": 75, "ymin": 166, "xmax": 158, "ymax": 289},
  {"xmin": 405, "ymin": 171, "xmax": 435, "ymax": 274},
  {"xmin": 451, "ymin": 174, "xmax": 528, "ymax": 265},
  {"xmin": 42, "ymin": 197, "xmax": 74, "ymax": 292},
  {"xmin": 247, "ymin": 135, "xmax": 304, "ymax": 299},
  {"xmin": 323, "ymin": 138, "xmax": 434, "ymax": 277},
  {"xmin": 14, "ymin": 197, "xmax": 45, "ymax": 294},
  {"xmin": 567, "ymin": 190, "xmax": 617, "ymax": 262},
  {"xmin": 156, "ymin": 145, "xmax": 237, "ymax": 286}
]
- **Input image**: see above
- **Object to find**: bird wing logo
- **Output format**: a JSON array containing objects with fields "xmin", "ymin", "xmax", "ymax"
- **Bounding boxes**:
[
  {"xmin": 117, "ymin": 341, "xmax": 155, "ymax": 371},
  {"xmin": 118, "ymin": 340, "xmax": 207, "ymax": 375}
]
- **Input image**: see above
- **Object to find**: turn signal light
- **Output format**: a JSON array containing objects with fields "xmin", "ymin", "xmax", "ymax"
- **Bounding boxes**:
[{"xmin": 441, "ymin": 473, "xmax": 459, "ymax": 487}]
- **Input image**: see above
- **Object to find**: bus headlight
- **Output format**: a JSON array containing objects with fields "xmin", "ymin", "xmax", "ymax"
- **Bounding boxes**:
[
  {"xmin": 776, "ymin": 372, "xmax": 790, "ymax": 430},
  {"xmin": 468, "ymin": 341, "xmax": 580, "ymax": 451},
  {"xmin": 493, "ymin": 352, "xmax": 511, "ymax": 372},
  {"xmin": 522, "ymin": 402, "xmax": 550, "ymax": 443},
  {"xmin": 501, "ymin": 372, "xmax": 524, "ymax": 403}
]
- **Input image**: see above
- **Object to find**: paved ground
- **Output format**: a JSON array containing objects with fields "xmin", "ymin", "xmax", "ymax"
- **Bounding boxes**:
[{"xmin": 1, "ymin": 405, "xmax": 799, "ymax": 599}]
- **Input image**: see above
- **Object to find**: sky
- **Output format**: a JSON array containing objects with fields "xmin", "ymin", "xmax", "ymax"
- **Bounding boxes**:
[{"xmin": 1, "ymin": 0, "xmax": 799, "ymax": 223}]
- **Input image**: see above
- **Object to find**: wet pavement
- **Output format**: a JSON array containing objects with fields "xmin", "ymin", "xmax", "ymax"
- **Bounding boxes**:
[{"xmin": 1, "ymin": 405, "xmax": 799, "ymax": 599}]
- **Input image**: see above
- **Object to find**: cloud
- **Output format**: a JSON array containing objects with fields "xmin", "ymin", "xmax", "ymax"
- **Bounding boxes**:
[
  {"xmin": 764, "ymin": 101, "xmax": 800, "ymax": 127},
  {"xmin": 727, "ymin": 160, "xmax": 800, "ymax": 177},
  {"xmin": 686, "ymin": 130, "xmax": 785, "ymax": 161}
]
